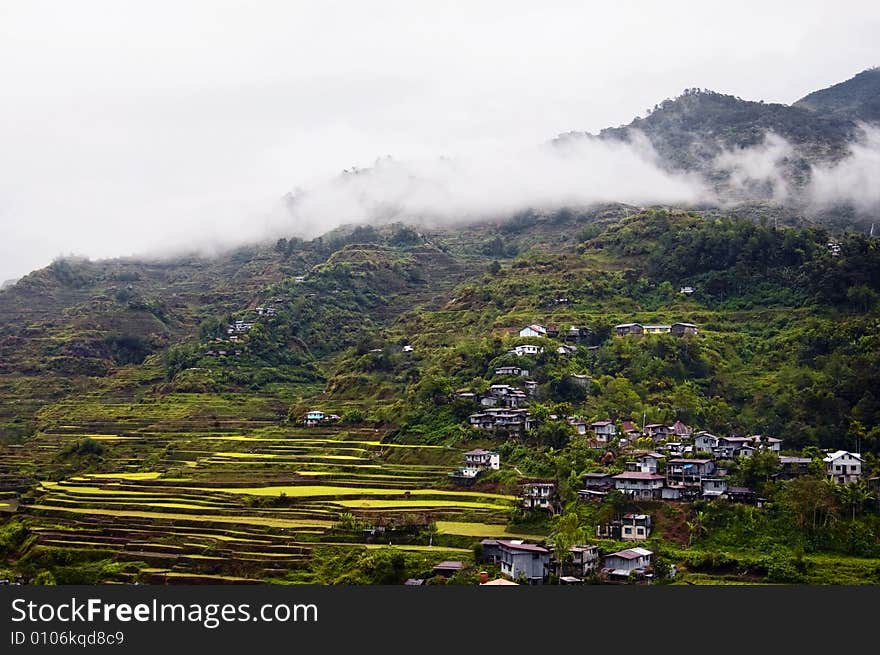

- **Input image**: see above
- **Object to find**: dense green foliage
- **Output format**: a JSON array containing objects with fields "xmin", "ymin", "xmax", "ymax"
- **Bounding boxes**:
[{"xmin": 2, "ymin": 206, "xmax": 879, "ymax": 585}]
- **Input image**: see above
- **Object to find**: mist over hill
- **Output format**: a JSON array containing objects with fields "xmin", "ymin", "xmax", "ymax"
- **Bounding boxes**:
[{"xmin": 274, "ymin": 68, "xmax": 880, "ymax": 240}]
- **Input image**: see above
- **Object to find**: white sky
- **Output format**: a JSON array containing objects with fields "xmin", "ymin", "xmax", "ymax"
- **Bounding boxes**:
[{"xmin": 1, "ymin": 0, "xmax": 878, "ymax": 282}]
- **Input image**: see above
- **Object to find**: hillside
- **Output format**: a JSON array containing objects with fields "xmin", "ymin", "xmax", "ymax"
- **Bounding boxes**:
[
  {"xmin": 795, "ymin": 67, "xmax": 880, "ymax": 123},
  {"xmin": 1, "ymin": 207, "xmax": 880, "ymax": 585}
]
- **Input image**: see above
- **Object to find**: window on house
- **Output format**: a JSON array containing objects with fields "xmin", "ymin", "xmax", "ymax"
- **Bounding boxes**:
[{"xmin": 851, "ymin": 465, "xmax": 858, "ymax": 472}]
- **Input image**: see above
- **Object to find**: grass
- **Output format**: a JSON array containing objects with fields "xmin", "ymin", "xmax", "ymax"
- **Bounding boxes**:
[
  {"xmin": 362, "ymin": 544, "xmax": 471, "ymax": 553},
  {"xmin": 28, "ymin": 505, "xmax": 334, "ymax": 529},
  {"xmin": 334, "ymin": 499, "xmax": 511, "ymax": 510},
  {"xmin": 40, "ymin": 483, "xmax": 152, "ymax": 496},
  {"xmin": 86, "ymin": 472, "xmax": 162, "ymax": 480},
  {"xmin": 435, "ymin": 520, "xmax": 546, "ymax": 539},
  {"xmin": 200, "ymin": 485, "xmax": 515, "ymax": 500}
]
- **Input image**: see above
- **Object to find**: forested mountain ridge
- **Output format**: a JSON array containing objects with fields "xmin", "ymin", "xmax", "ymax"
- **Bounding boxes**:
[
  {"xmin": 795, "ymin": 67, "xmax": 880, "ymax": 123},
  {"xmin": 553, "ymin": 67, "xmax": 880, "ymax": 212}
]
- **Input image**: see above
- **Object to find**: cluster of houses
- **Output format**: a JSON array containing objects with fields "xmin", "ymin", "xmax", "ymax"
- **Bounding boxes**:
[
  {"xmin": 204, "ymin": 344, "xmax": 241, "ymax": 358},
  {"xmin": 476, "ymin": 538, "xmax": 658, "ymax": 584},
  {"xmin": 203, "ymin": 317, "xmax": 257, "ymax": 357},
  {"xmin": 203, "ymin": 300, "xmax": 283, "ymax": 357},
  {"xmin": 466, "ymin": 384, "xmax": 533, "ymax": 407},
  {"xmin": 518, "ymin": 324, "xmax": 592, "ymax": 341},
  {"xmin": 468, "ymin": 408, "xmax": 536, "ymax": 433},
  {"xmin": 511, "ymin": 422, "xmax": 866, "ymax": 508},
  {"xmin": 228, "ymin": 319, "xmax": 256, "ymax": 336}
]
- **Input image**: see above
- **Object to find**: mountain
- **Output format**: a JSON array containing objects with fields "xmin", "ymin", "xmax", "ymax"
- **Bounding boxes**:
[
  {"xmin": 794, "ymin": 67, "xmax": 880, "ymax": 123},
  {"xmin": 590, "ymin": 88, "xmax": 856, "ymax": 170},
  {"xmin": 552, "ymin": 67, "xmax": 879, "ymax": 207},
  {"xmin": 1, "ymin": 71, "xmax": 880, "ymax": 586}
]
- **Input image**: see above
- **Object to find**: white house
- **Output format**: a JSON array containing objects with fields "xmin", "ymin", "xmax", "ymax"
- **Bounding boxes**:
[
  {"xmin": 521, "ymin": 482, "xmax": 557, "ymax": 512},
  {"xmin": 304, "ymin": 410, "xmax": 326, "ymax": 426},
  {"xmin": 303, "ymin": 410, "xmax": 340, "ymax": 427},
  {"xmin": 823, "ymin": 450, "xmax": 863, "ymax": 484},
  {"xmin": 451, "ymin": 448, "xmax": 500, "ymax": 480},
  {"xmin": 464, "ymin": 448, "xmax": 500, "ymax": 471},
  {"xmin": 509, "ymin": 344, "xmax": 544, "ymax": 357},
  {"xmin": 519, "ymin": 325, "xmax": 547, "ymax": 338},
  {"xmin": 628, "ymin": 453, "xmax": 665, "ymax": 474},
  {"xmin": 748, "ymin": 435, "xmax": 783, "ymax": 452}
]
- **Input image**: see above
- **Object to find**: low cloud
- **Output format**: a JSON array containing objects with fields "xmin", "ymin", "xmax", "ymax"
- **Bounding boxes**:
[
  {"xmin": 808, "ymin": 124, "xmax": 880, "ymax": 212},
  {"xmin": 708, "ymin": 126, "xmax": 880, "ymax": 216},
  {"xmin": 712, "ymin": 132, "xmax": 795, "ymax": 203},
  {"xmin": 279, "ymin": 131, "xmax": 710, "ymax": 237}
]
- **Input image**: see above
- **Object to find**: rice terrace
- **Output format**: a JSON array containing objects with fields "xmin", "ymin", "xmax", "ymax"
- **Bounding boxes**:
[{"xmin": 1, "ymin": 376, "xmax": 522, "ymax": 584}]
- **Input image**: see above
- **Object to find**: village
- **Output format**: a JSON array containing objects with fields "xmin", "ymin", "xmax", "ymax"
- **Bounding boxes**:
[{"xmin": 301, "ymin": 321, "xmax": 874, "ymax": 585}]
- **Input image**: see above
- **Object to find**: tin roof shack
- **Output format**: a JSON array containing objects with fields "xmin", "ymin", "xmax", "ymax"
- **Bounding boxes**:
[
  {"xmin": 778, "ymin": 456, "xmax": 812, "ymax": 480},
  {"xmin": 478, "ymin": 539, "xmax": 502, "ymax": 564},
  {"xmin": 602, "ymin": 547, "xmax": 653, "ymax": 582},
  {"xmin": 432, "ymin": 561, "xmax": 465, "ymax": 578},
  {"xmin": 497, "ymin": 540, "xmax": 550, "ymax": 585}
]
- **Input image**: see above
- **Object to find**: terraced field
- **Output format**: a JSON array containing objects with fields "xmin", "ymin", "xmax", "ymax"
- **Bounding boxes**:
[{"xmin": 1, "ymin": 393, "xmax": 517, "ymax": 583}]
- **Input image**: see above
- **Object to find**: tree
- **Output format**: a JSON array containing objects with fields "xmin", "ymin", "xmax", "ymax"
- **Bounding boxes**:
[
  {"xmin": 846, "ymin": 285, "xmax": 879, "ymax": 312},
  {"xmin": 737, "ymin": 451, "xmax": 781, "ymax": 492},
  {"xmin": 834, "ymin": 480, "xmax": 875, "ymax": 521},
  {"xmin": 779, "ymin": 477, "xmax": 838, "ymax": 531},
  {"xmin": 549, "ymin": 509, "xmax": 585, "ymax": 582},
  {"xmin": 487, "ymin": 260, "xmax": 502, "ymax": 275},
  {"xmin": 163, "ymin": 343, "xmax": 201, "ymax": 381}
]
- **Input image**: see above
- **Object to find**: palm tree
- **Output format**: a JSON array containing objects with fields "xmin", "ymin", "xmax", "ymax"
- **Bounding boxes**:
[
  {"xmin": 686, "ymin": 510, "xmax": 708, "ymax": 548},
  {"xmin": 835, "ymin": 480, "xmax": 875, "ymax": 521}
]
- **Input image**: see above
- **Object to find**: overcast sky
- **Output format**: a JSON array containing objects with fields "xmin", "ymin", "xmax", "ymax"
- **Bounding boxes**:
[{"xmin": 1, "ymin": 0, "xmax": 878, "ymax": 282}]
